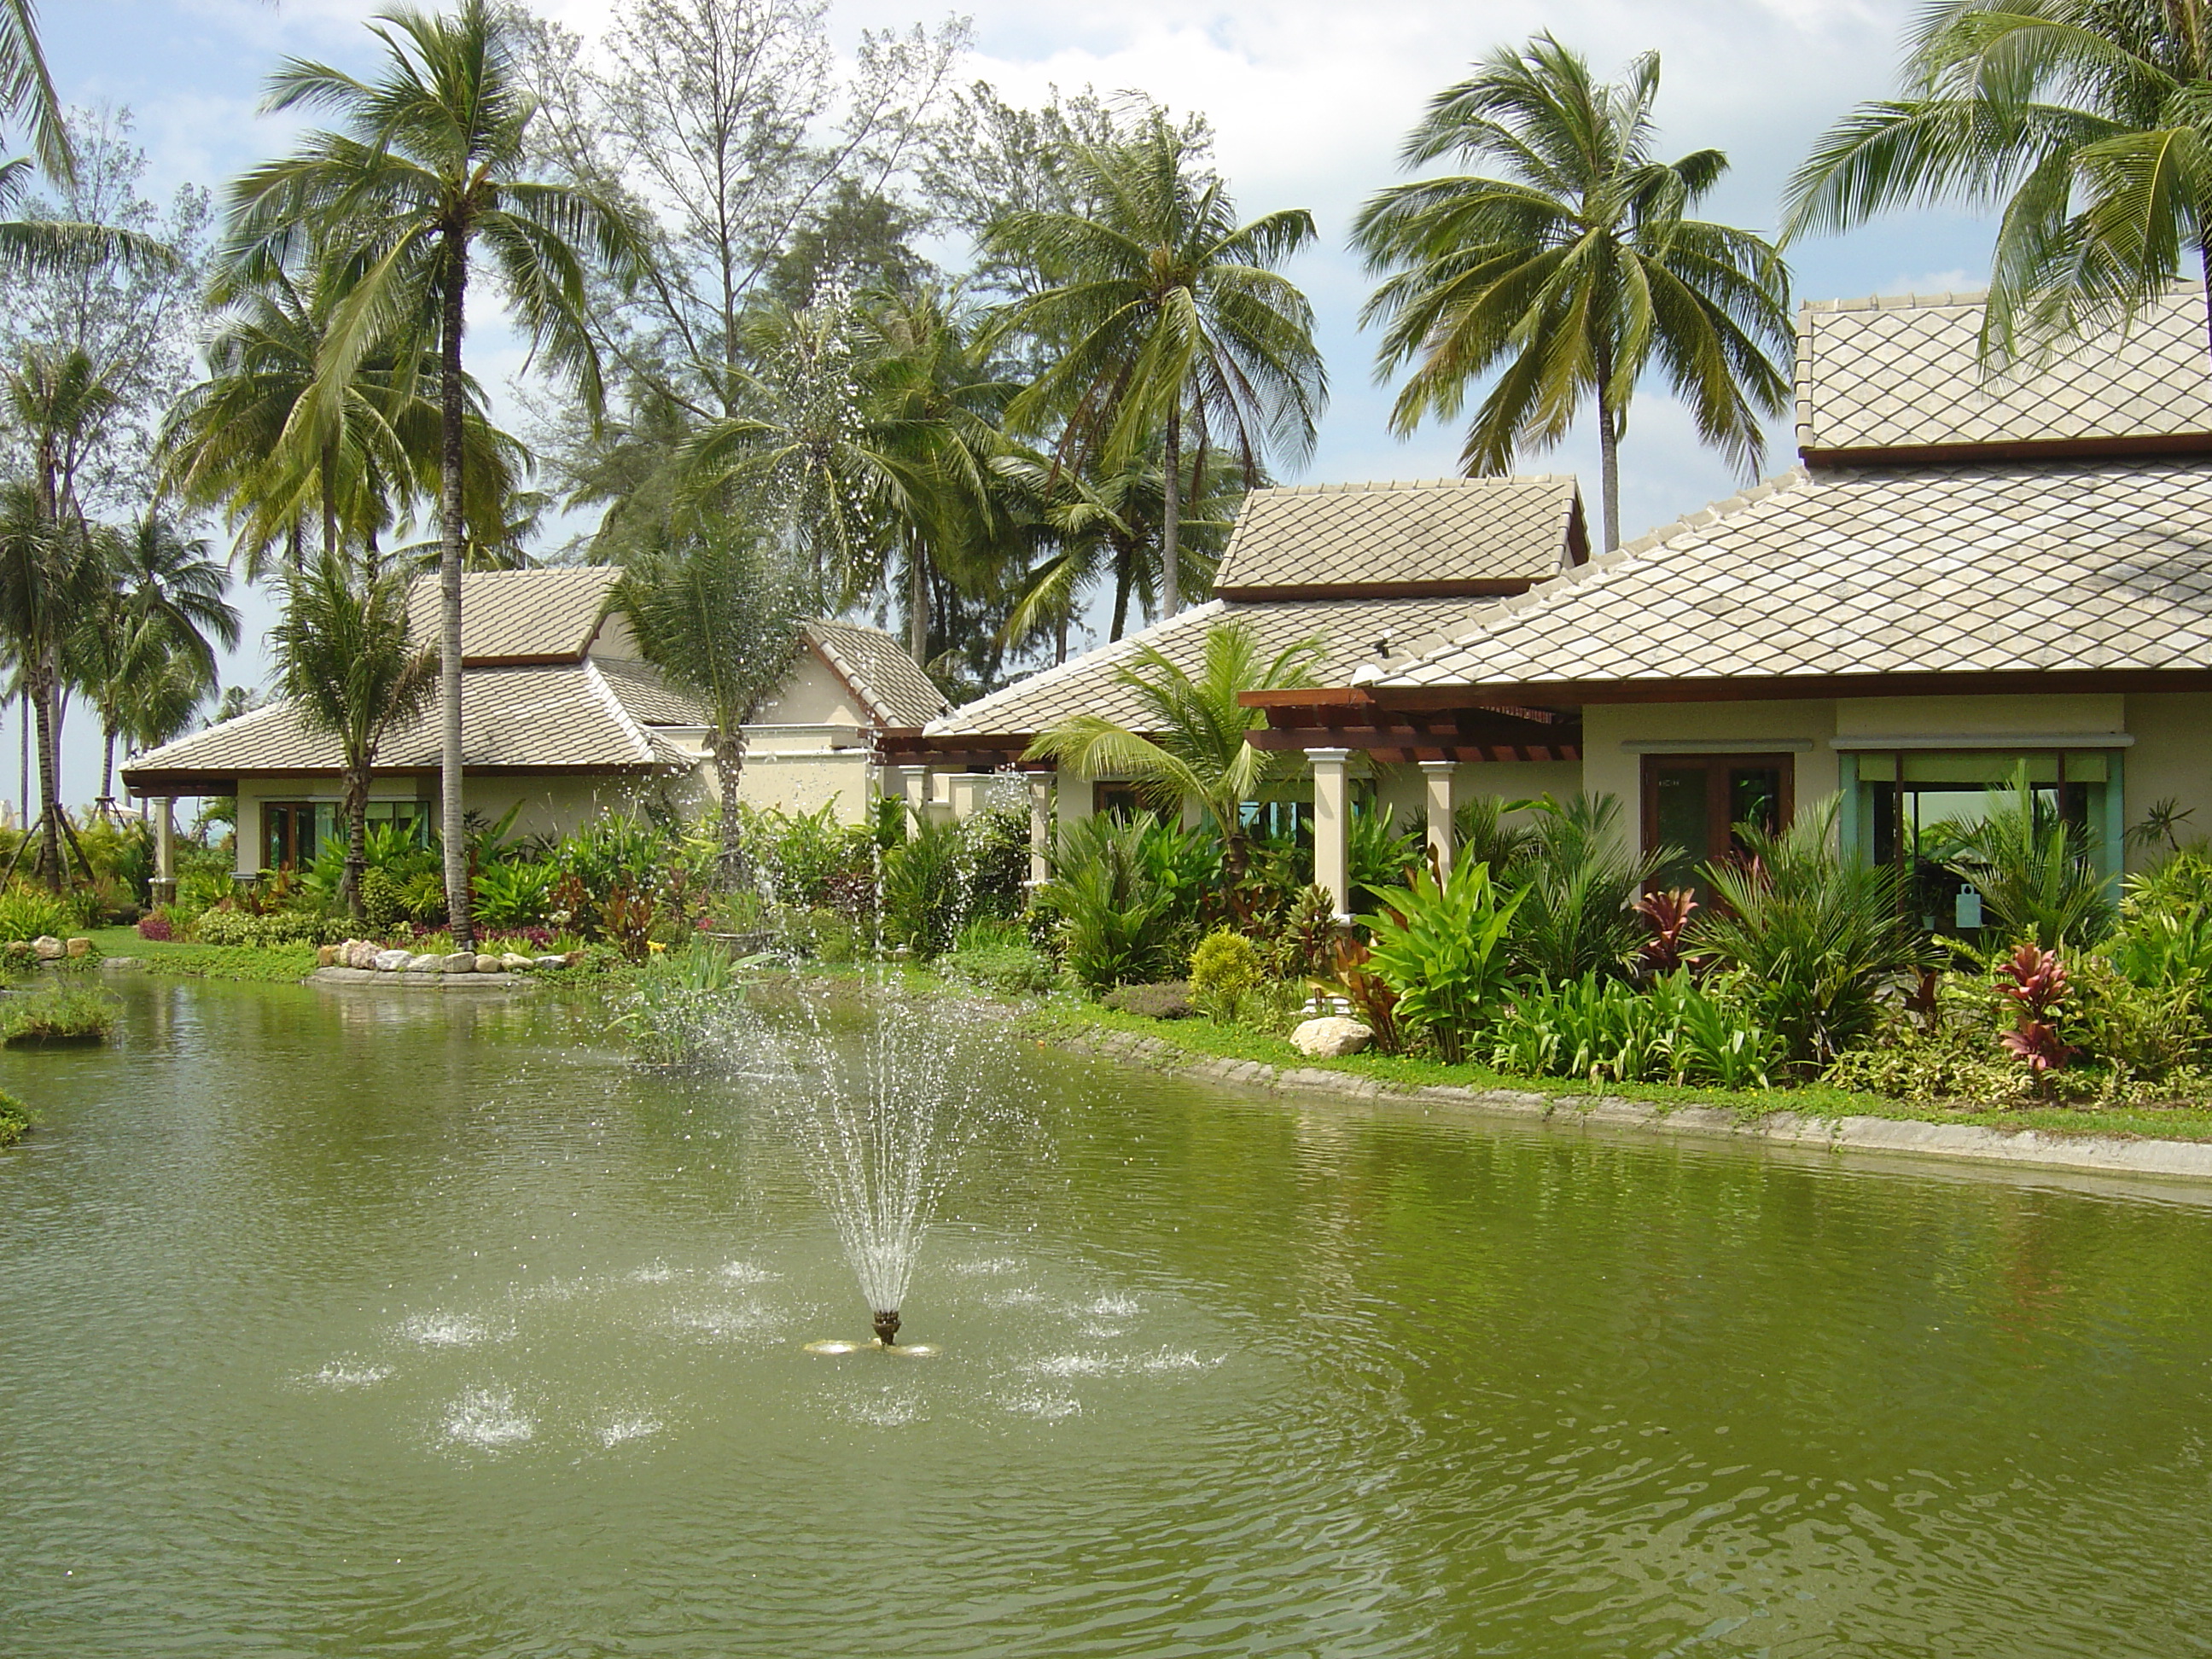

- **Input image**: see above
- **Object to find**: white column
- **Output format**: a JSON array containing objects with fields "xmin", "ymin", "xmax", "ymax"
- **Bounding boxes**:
[
  {"xmin": 1309, "ymin": 748, "xmax": 1353, "ymax": 918},
  {"xmin": 1027, "ymin": 774, "xmax": 1051, "ymax": 886},
  {"xmin": 153, "ymin": 797, "xmax": 176, "ymax": 904},
  {"xmin": 1421, "ymin": 760, "xmax": 1457, "ymax": 880}
]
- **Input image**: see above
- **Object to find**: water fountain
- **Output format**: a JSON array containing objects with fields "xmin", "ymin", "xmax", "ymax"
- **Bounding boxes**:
[{"xmin": 728, "ymin": 986, "xmax": 1013, "ymax": 1353}]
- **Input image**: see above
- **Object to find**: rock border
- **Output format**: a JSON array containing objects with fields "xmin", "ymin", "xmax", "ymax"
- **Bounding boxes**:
[
  {"xmin": 1056, "ymin": 1027, "xmax": 2212, "ymax": 1185},
  {"xmin": 310, "ymin": 965, "xmax": 535, "ymax": 989}
]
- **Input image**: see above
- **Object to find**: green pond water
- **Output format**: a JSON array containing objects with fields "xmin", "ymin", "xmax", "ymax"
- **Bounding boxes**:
[{"xmin": 3, "ymin": 978, "xmax": 2211, "ymax": 1656}]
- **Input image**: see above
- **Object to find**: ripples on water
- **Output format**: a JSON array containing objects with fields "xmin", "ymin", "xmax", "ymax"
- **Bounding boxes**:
[{"xmin": 3, "ymin": 978, "xmax": 2211, "ymax": 1656}]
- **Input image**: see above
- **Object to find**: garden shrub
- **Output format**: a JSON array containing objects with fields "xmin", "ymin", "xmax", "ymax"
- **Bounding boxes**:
[
  {"xmin": 1487, "ymin": 971, "xmax": 1782, "ymax": 1090},
  {"xmin": 0, "ymin": 1086, "xmax": 30, "ymax": 1145},
  {"xmin": 191, "ymin": 908, "xmax": 346, "ymax": 947},
  {"xmin": 783, "ymin": 906, "xmax": 865, "ymax": 964},
  {"xmin": 1102, "ymin": 981, "xmax": 1195, "ymax": 1019},
  {"xmin": 1266, "ymin": 884, "xmax": 1342, "ymax": 982},
  {"xmin": 1033, "ymin": 813, "xmax": 1199, "ymax": 990},
  {"xmin": 358, "ymin": 868, "xmax": 413, "ymax": 934},
  {"xmin": 1361, "ymin": 859, "xmax": 1522, "ymax": 1062},
  {"xmin": 0, "ymin": 882, "xmax": 73, "ymax": 943},
  {"xmin": 1, "ymin": 981, "xmax": 119, "ymax": 1045},
  {"xmin": 137, "ymin": 911, "xmax": 172, "ymax": 941},
  {"xmin": 474, "ymin": 860, "xmax": 556, "ymax": 928},
  {"xmin": 1347, "ymin": 807, "xmax": 1419, "ymax": 910},
  {"xmin": 1189, "ymin": 928, "xmax": 1264, "ymax": 1021},
  {"xmin": 738, "ymin": 802, "xmax": 877, "ymax": 911},
  {"xmin": 880, "ymin": 816, "xmax": 969, "ymax": 957},
  {"xmin": 610, "ymin": 939, "xmax": 739, "ymax": 1066},
  {"xmin": 938, "ymin": 917, "xmax": 1057, "ymax": 998},
  {"xmin": 1504, "ymin": 794, "xmax": 1660, "ymax": 982},
  {"xmin": 1689, "ymin": 797, "xmax": 1929, "ymax": 1071}
]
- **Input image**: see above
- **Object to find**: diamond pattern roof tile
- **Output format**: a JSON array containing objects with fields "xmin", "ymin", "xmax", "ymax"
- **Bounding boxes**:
[{"xmin": 1212, "ymin": 476, "xmax": 1581, "ymax": 592}]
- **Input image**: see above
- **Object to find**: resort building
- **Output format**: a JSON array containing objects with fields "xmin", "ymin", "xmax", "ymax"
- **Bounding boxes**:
[
  {"xmin": 121, "ymin": 567, "xmax": 941, "ymax": 879},
  {"xmin": 908, "ymin": 287, "xmax": 2212, "ymax": 914}
]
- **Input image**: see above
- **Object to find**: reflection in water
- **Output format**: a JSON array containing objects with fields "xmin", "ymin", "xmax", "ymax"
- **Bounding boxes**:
[{"xmin": 1, "ymin": 978, "xmax": 2210, "ymax": 1655}]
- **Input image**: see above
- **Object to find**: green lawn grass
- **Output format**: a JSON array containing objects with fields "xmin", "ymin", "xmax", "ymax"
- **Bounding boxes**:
[
  {"xmin": 86, "ymin": 927, "xmax": 321, "ymax": 983},
  {"xmin": 1014, "ymin": 992, "xmax": 2212, "ymax": 1144}
]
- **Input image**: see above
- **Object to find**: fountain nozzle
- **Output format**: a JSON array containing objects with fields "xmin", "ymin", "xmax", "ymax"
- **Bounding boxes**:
[{"xmin": 872, "ymin": 1309, "xmax": 901, "ymax": 1347}]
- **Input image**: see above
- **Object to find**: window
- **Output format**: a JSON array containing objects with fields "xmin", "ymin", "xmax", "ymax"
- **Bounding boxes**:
[
  {"xmin": 365, "ymin": 800, "xmax": 428, "ymax": 841},
  {"xmin": 1640, "ymin": 754, "xmax": 1793, "ymax": 894},
  {"xmin": 1092, "ymin": 783, "xmax": 1144, "ymax": 820},
  {"xmin": 1847, "ymin": 749, "xmax": 2121, "ymax": 929},
  {"xmin": 259, "ymin": 801, "xmax": 335, "ymax": 871}
]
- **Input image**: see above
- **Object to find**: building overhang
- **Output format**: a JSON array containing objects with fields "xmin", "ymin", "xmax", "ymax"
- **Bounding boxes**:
[{"xmin": 119, "ymin": 761, "xmax": 686, "ymax": 796}]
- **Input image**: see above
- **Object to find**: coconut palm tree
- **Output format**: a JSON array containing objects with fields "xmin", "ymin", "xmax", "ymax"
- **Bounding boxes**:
[
  {"xmin": 1353, "ymin": 35, "xmax": 1793, "ymax": 552},
  {"xmin": 76, "ymin": 512, "xmax": 241, "ymax": 806},
  {"xmin": 163, "ymin": 267, "xmax": 527, "ymax": 579},
  {"xmin": 987, "ymin": 114, "xmax": 1325, "ymax": 616},
  {"xmin": 870, "ymin": 284, "xmax": 1021, "ymax": 665},
  {"xmin": 0, "ymin": 0, "xmax": 68, "ymax": 185},
  {"xmin": 270, "ymin": 550, "xmax": 435, "ymax": 918},
  {"xmin": 224, "ymin": 0, "xmax": 649, "ymax": 947},
  {"xmin": 680, "ymin": 294, "xmax": 910, "ymax": 608},
  {"xmin": 1024, "ymin": 618, "xmax": 1320, "ymax": 880},
  {"xmin": 0, "ymin": 480, "xmax": 105, "ymax": 886},
  {"xmin": 615, "ymin": 527, "xmax": 813, "ymax": 882},
  {"xmin": 1784, "ymin": 0, "xmax": 2212, "ymax": 367}
]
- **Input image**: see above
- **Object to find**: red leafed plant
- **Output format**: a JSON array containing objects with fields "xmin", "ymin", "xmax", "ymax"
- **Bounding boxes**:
[
  {"xmin": 1632, "ymin": 888, "xmax": 1700, "ymax": 975},
  {"xmin": 1995, "ymin": 943, "xmax": 2075, "ymax": 1074},
  {"xmin": 1330, "ymin": 934, "xmax": 1402, "ymax": 1055}
]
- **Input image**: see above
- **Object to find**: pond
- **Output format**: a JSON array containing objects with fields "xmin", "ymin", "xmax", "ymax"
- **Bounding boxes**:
[{"xmin": 3, "ymin": 978, "xmax": 2209, "ymax": 1656}]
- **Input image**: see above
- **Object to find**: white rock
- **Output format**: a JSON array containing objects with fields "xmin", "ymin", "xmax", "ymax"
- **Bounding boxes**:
[
  {"xmin": 1289, "ymin": 1016, "xmax": 1372, "ymax": 1058},
  {"xmin": 473, "ymin": 954, "xmax": 503, "ymax": 974},
  {"xmin": 31, "ymin": 934, "xmax": 62, "ymax": 960},
  {"xmin": 498, "ymin": 952, "xmax": 533, "ymax": 970},
  {"xmin": 345, "ymin": 940, "xmax": 380, "ymax": 969},
  {"xmin": 373, "ymin": 948, "xmax": 411, "ymax": 972},
  {"xmin": 405, "ymin": 953, "xmax": 443, "ymax": 972},
  {"xmin": 533, "ymin": 955, "xmax": 568, "ymax": 971},
  {"xmin": 442, "ymin": 952, "xmax": 477, "ymax": 973}
]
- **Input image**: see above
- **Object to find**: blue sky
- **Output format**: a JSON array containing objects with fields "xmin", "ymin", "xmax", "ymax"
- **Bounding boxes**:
[{"xmin": 35, "ymin": 0, "xmax": 2001, "ymax": 808}]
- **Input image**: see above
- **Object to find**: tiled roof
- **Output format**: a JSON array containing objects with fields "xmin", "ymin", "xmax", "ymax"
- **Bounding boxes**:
[
  {"xmin": 1797, "ymin": 288, "xmax": 2212, "ymax": 454},
  {"xmin": 124, "ymin": 660, "xmax": 698, "ymax": 782},
  {"xmin": 404, "ymin": 567, "xmax": 621, "ymax": 664},
  {"xmin": 928, "ymin": 596, "xmax": 1486, "ymax": 739},
  {"xmin": 593, "ymin": 653, "xmax": 710, "ymax": 726},
  {"xmin": 1360, "ymin": 458, "xmax": 2212, "ymax": 692},
  {"xmin": 1211, "ymin": 476, "xmax": 1582, "ymax": 593},
  {"xmin": 806, "ymin": 620, "xmax": 948, "ymax": 727}
]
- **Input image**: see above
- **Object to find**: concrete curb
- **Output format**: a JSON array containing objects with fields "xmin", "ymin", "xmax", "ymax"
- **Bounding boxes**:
[{"xmin": 1053, "ymin": 1027, "xmax": 2212, "ymax": 1184}]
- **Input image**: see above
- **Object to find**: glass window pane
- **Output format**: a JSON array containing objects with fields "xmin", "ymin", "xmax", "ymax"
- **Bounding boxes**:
[
  {"xmin": 1727, "ymin": 767, "xmax": 1783, "ymax": 847},
  {"xmin": 1651, "ymin": 769, "xmax": 1708, "ymax": 885}
]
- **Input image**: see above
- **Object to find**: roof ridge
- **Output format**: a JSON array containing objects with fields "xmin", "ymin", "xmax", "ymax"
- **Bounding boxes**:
[
  {"xmin": 1249, "ymin": 474, "xmax": 1575, "ymax": 497},
  {"xmin": 925, "ymin": 601, "xmax": 1226, "ymax": 736},
  {"xmin": 580, "ymin": 659, "xmax": 657, "ymax": 765},
  {"xmin": 1800, "ymin": 282, "xmax": 2208, "ymax": 317}
]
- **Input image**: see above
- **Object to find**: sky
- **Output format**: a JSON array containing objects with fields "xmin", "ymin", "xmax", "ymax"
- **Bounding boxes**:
[{"xmin": 33, "ymin": 0, "xmax": 2002, "ymax": 811}]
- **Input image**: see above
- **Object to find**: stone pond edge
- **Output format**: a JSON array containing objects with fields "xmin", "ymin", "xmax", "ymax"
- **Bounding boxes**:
[{"xmin": 1051, "ymin": 1027, "xmax": 2212, "ymax": 1185}]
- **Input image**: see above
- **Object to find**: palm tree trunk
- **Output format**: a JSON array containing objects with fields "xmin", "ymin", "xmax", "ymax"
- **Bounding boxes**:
[
  {"xmin": 100, "ymin": 724, "xmax": 114, "ymax": 805},
  {"xmin": 16, "ymin": 689, "xmax": 26, "ymax": 832},
  {"xmin": 907, "ymin": 537, "xmax": 928, "ymax": 663},
  {"xmin": 437, "ymin": 238, "xmax": 474, "ymax": 951},
  {"xmin": 1597, "ymin": 391, "xmax": 1621, "ymax": 552},
  {"xmin": 714, "ymin": 725, "xmax": 748, "ymax": 886},
  {"xmin": 1110, "ymin": 544, "xmax": 1132, "ymax": 642},
  {"xmin": 1161, "ymin": 408, "xmax": 1183, "ymax": 618},
  {"xmin": 342, "ymin": 761, "xmax": 368, "ymax": 920},
  {"xmin": 30, "ymin": 672, "xmax": 59, "ymax": 892}
]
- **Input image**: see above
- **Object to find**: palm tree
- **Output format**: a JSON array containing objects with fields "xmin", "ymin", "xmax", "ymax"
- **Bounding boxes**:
[
  {"xmin": 870, "ymin": 284, "xmax": 1020, "ymax": 666},
  {"xmin": 76, "ymin": 513, "xmax": 241, "ymax": 805},
  {"xmin": 1353, "ymin": 35, "xmax": 1793, "ymax": 552},
  {"xmin": 162, "ymin": 267, "xmax": 527, "ymax": 579},
  {"xmin": 1784, "ymin": 0, "xmax": 2212, "ymax": 367},
  {"xmin": 0, "ymin": 480, "xmax": 104, "ymax": 886},
  {"xmin": 0, "ymin": 1, "xmax": 61, "ymax": 171},
  {"xmin": 681, "ymin": 294, "xmax": 910, "ymax": 608},
  {"xmin": 988, "ymin": 114, "xmax": 1325, "ymax": 616},
  {"xmin": 615, "ymin": 527, "xmax": 813, "ymax": 882},
  {"xmin": 1024, "ymin": 618, "xmax": 1320, "ymax": 880},
  {"xmin": 225, "ymin": 0, "xmax": 648, "ymax": 947},
  {"xmin": 270, "ymin": 551, "xmax": 435, "ymax": 918}
]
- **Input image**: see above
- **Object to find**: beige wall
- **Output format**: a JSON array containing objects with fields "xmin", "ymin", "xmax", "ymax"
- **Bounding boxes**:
[
  {"xmin": 723, "ymin": 750, "xmax": 875, "ymax": 823},
  {"xmin": 1834, "ymin": 693, "xmax": 2124, "ymax": 738},
  {"xmin": 750, "ymin": 650, "xmax": 867, "ymax": 727},
  {"xmin": 1581, "ymin": 699, "xmax": 1841, "ymax": 854},
  {"xmin": 2121, "ymin": 694, "xmax": 2212, "ymax": 869},
  {"xmin": 1371, "ymin": 759, "xmax": 1583, "ymax": 826}
]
